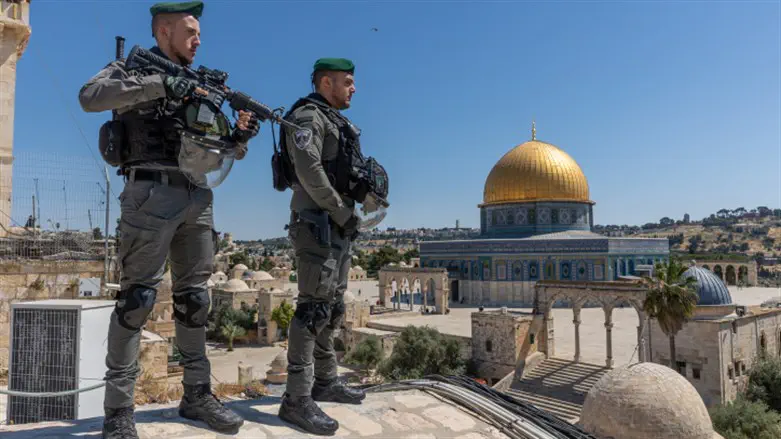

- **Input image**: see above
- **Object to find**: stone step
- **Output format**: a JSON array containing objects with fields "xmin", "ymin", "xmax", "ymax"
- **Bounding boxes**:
[
  {"xmin": 523, "ymin": 367, "xmax": 606, "ymax": 382},
  {"xmin": 504, "ymin": 389, "xmax": 582, "ymax": 421},
  {"xmin": 505, "ymin": 388, "xmax": 583, "ymax": 413}
]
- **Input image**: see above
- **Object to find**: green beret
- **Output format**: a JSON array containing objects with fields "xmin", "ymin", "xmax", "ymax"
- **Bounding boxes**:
[
  {"xmin": 313, "ymin": 58, "xmax": 355, "ymax": 74},
  {"xmin": 150, "ymin": 1, "xmax": 204, "ymax": 18}
]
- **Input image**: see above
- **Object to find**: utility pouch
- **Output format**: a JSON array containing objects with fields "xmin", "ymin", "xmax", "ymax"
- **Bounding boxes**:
[
  {"xmin": 99, "ymin": 119, "xmax": 125, "ymax": 167},
  {"xmin": 296, "ymin": 210, "xmax": 332, "ymax": 248}
]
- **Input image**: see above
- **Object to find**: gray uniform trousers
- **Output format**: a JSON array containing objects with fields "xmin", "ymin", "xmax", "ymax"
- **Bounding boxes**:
[
  {"xmin": 104, "ymin": 170, "xmax": 215, "ymax": 409},
  {"xmin": 286, "ymin": 212, "xmax": 352, "ymax": 397}
]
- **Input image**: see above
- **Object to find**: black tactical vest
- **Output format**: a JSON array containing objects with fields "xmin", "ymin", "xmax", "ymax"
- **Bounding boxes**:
[
  {"xmin": 118, "ymin": 47, "xmax": 188, "ymax": 167},
  {"xmin": 273, "ymin": 94, "xmax": 361, "ymax": 197}
]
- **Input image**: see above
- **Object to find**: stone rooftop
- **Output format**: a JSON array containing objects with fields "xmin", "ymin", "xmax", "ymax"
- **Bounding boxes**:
[{"xmin": 0, "ymin": 389, "xmax": 510, "ymax": 439}]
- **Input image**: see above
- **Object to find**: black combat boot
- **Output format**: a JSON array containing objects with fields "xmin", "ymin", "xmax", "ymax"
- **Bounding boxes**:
[
  {"xmin": 312, "ymin": 378, "xmax": 366, "ymax": 404},
  {"xmin": 178, "ymin": 383, "xmax": 244, "ymax": 434},
  {"xmin": 102, "ymin": 406, "xmax": 139, "ymax": 439},
  {"xmin": 278, "ymin": 393, "xmax": 339, "ymax": 436}
]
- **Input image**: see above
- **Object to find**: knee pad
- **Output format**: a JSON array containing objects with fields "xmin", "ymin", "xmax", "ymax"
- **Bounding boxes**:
[
  {"xmin": 294, "ymin": 301, "xmax": 331, "ymax": 335},
  {"xmin": 174, "ymin": 290, "xmax": 210, "ymax": 328},
  {"xmin": 328, "ymin": 301, "xmax": 346, "ymax": 330},
  {"xmin": 115, "ymin": 286, "xmax": 156, "ymax": 330}
]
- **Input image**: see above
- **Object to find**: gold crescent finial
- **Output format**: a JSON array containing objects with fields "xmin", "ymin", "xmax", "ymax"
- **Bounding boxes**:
[{"xmin": 532, "ymin": 120, "xmax": 536, "ymax": 140}]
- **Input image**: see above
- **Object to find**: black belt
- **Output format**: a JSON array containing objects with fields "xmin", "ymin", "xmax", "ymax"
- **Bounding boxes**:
[{"xmin": 125, "ymin": 169, "xmax": 192, "ymax": 187}]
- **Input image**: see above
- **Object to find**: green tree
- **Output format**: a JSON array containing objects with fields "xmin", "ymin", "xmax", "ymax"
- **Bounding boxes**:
[
  {"xmin": 710, "ymin": 398, "xmax": 781, "ymax": 439},
  {"xmin": 745, "ymin": 355, "xmax": 781, "ymax": 412},
  {"xmin": 378, "ymin": 326, "xmax": 464, "ymax": 380},
  {"xmin": 641, "ymin": 259, "xmax": 699, "ymax": 369},
  {"xmin": 230, "ymin": 251, "xmax": 250, "ymax": 269},
  {"xmin": 402, "ymin": 248, "xmax": 420, "ymax": 264},
  {"xmin": 271, "ymin": 300, "xmax": 295, "ymax": 340},
  {"xmin": 220, "ymin": 322, "xmax": 246, "ymax": 352},
  {"xmin": 688, "ymin": 235, "xmax": 703, "ymax": 254},
  {"xmin": 345, "ymin": 335, "xmax": 384, "ymax": 375},
  {"xmin": 368, "ymin": 246, "xmax": 402, "ymax": 276},
  {"xmin": 92, "ymin": 227, "xmax": 104, "ymax": 240},
  {"xmin": 260, "ymin": 257, "xmax": 275, "ymax": 272}
]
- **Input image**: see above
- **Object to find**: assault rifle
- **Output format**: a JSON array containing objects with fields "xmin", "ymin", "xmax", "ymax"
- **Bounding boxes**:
[{"xmin": 120, "ymin": 41, "xmax": 303, "ymax": 132}]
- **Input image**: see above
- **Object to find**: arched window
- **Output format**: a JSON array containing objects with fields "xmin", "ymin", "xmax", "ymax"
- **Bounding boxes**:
[{"xmin": 486, "ymin": 340, "xmax": 493, "ymax": 352}]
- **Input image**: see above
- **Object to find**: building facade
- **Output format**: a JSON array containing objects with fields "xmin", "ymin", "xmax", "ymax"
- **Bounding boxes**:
[{"xmin": 420, "ymin": 126, "xmax": 669, "ymax": 306}]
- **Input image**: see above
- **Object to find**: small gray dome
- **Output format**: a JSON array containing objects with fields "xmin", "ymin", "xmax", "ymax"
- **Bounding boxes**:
[{"xmin": 683, "ymin": 266, "xmax": 733, "ymax": 306}]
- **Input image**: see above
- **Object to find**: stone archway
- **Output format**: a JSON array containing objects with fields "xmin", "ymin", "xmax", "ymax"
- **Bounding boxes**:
[
  {"xmin": 738, "ymin": 266, "xmax": 749, "ymax": 284},
  {"xmin": 379, "ymin": 267, "xmax": 450, "ymax": 314},
  {"xmin": 714, "ymin": 265, "xmax": 724, "ymax": 280},
  {"xmin": 535, "ymin": 280, "xmax": 648, "ymax": 368},
  {"xmin": 725, "ymin": 265, "xmax": 737, "ymax": 286}
]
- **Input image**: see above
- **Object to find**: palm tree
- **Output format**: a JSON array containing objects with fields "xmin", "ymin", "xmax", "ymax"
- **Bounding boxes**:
[
  {"xmin": 641, "ymin": 259, "xmax": 699, "ymax": 370},
  {"xmin": 221, "ymin": 322, "xmax": 246, "ymax": 352}
]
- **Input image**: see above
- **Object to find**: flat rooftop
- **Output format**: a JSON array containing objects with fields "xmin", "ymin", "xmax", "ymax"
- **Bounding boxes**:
[{"xmin": 0, "ymin": 389, "xmax": 511, "ymax": 439}]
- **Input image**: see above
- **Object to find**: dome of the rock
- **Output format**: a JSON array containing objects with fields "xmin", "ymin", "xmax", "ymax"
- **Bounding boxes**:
[
  {"xmin": 683, "ymin": 265, "xmax": 733, "ymax": 306},
  {"xmin": 579, "ymin": 362, "xmax": 722, "ymax": 439},
  {"xmin": 482, "ymin": 138, "xmax": 591, "ymax": 206}
]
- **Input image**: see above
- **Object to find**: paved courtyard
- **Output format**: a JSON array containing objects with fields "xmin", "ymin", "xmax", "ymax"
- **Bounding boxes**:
[{"xmin": 352, "ymin": 284, "xmax": 781, "ymax": 367}]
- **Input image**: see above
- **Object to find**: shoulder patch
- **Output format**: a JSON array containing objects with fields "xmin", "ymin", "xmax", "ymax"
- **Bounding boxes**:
[{"xmin": 294, "ymin": 129, "xmax": 313, "ymax": 150}]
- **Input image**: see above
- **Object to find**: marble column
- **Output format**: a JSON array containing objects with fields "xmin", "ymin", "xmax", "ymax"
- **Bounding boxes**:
[
  {"xmin": 573, "ymin": 305, "xmax": 582, "ymax": 363},
  {"xmin": 604, "ymin": 306, "xmax": 614, "ymax": 368},
  {"xmin": 636, "ymin": 311, "xmax": 648, "ymax": 362}
]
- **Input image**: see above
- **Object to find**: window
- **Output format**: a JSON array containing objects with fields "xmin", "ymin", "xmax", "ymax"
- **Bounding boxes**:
[
  {"xmin": 693, "ymin": 368, "xmax": 701, "ymax": 380},
  {"xmin": 742, "ymin": 362, "xmax": 747, "ymax": 375},
  {"xmin": 734, "ymin": 361, "xmax": 741, "ymax": 376},
  {"xmin": 728, "ymin": 367, "xmax": 734, "ymax": 380},
  {"xmin": 676, "ymin": 361, "xmax": 686, "ymax": 376},
  {"xmin": 486, "ymin": 340, "xmax": 492, "ymax": 352},
  {"xmin": 529, "ymin": 333, "xmax": 535, "ymax": 344}
]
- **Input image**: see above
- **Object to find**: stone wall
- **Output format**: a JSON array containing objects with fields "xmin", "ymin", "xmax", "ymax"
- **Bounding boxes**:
[
  {"xmin": 346, "ymin": 325, "xmax": 472, "ymax": 365},
  {"xmin": 650, "ymin": 307, "xmax": 781, "ymax": 407},
  {"xmin": 0, "ymin": 260, "xmax": 106, "ymax": 370},
  {"xmin": 138, "ymin": 330, "xmax": 168, "ymax": 381},
  {"xmin": 347, "ymin": 327, "xmax": 399, "ymax": 359},
  {"xmin": 257, "ymin": 290, "xmax": 295, "ymax": 345},
  {"xmin": 212, "ymin": 290, "xmax": 258, "ymax": 312},
  {"xmin": 471, "ymin": 309, "xmax": 536, "ymax": 382}
]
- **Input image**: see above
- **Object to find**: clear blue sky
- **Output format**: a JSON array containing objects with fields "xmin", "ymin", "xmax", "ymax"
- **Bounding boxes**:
[{"xmin": 11, "ymin": 1, "xmax": 781, "ymax": 240}]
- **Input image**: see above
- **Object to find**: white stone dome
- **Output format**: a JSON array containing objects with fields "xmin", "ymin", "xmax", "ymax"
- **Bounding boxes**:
[
  {"xmin": 222, "ymin": 279, "xmax": 250, "ymax": 292},
  {"xmin": 233, "ymin": 264, "xmax": 249, "ymax": 271},
  {"xmin": 214, "ymin": 271, "xmax": 226, "ymax": 276},
  {"xmin": 250, "ymin": 271, "xmax": 274, "ymax": 281},
  {"xmin": 352, "ymin": 265, "xmax": 364, "ymax": 271},
  {"xmin": 579, "ymin": 362, "xmax": 722, "ymax": 439}
]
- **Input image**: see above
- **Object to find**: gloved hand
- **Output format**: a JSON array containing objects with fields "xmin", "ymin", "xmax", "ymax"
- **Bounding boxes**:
[
  {"xmin": 163, "ymin": 75, "xmax": 197, "ymax": 100},
  {"xmin": 340, "ymin": 214, "xmax": 361, "ymax": 241},
  {"xmin": 232, "ymin": 110, "xmax": 260, "ymax": 143}
]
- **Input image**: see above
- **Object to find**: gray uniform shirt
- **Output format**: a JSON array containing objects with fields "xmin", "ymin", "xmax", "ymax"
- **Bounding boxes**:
[
  {"xmin": 285, "ymin": 103, "xmax": 354, "ymax": 227},
  {"xmin": 78, "ymin": 59, "xmax": 248, "ymax": 160}
]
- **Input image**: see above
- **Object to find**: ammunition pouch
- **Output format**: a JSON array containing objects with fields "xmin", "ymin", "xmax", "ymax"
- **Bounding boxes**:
[
  {"xmin": 99, "ymin": 119, "xmax": 126, "ymax": 167},
  {"xmin": 294, "ymin": 301, "xmax": 331, "ymax": 336}
]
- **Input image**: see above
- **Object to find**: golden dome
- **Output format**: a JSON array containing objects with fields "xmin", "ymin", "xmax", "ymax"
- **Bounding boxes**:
[{"xmin": 482, "ymin": 130, "xmax": 592, "ymax": 206}]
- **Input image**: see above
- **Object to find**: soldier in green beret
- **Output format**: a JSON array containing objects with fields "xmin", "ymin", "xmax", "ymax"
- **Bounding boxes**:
[
  {"xmin": 271, "ymin": 58, "xmax": 367, "ymax": 435},
  {"xmin": 78, "ymin": 2, "xmax": 255, "ymax": 438}
]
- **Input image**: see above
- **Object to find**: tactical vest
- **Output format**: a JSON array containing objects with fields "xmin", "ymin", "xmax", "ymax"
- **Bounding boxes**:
[
  {"xmin": 116, "ymin": 96, "xmax": 188, "ymax": 167},
  {"xmin": 273, "ymin": 94, "xmax": 360, "ymax": 198}
]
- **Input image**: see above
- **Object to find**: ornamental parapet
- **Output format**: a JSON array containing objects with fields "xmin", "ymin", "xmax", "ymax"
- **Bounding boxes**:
[
  {"xmin": 535, "ymin": 280, "xmax": 646, "ymax": 292},
  {"xmin": 380, "ymin": 266, "xmax": 448, "ymax": 274}
]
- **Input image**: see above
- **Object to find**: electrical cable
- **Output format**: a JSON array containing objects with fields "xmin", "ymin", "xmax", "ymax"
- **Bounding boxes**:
[
  {"xmin": 0, "ymin": 382, "xmax": 105, "ymax": 398},
  {"xmin": 366, "ymin": 375, "xmax": 599, "ymax": 439}
]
